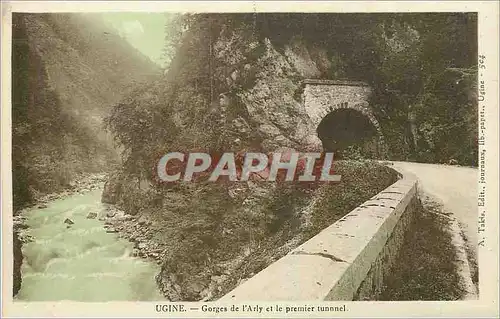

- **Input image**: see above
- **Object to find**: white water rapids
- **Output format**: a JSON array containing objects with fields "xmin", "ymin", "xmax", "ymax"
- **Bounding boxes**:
[{"xmin": 15, "ymin": 188, "xmax": 164, "ymax": 301}]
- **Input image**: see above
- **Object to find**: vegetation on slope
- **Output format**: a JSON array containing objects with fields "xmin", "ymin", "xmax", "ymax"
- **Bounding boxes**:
[
  {"xmin": 265, "ymin": 13, "xmax": 478, "ymax": 165},
  {"xmin": 12, "ymin": 13, "xmax": 160, "ymax": 211},
  {"xmin": 380, "ymin": 200, "xmax": 464, "ymax": 300},
  {"xmin": 107, "ymin": 13, "xmax": 478, "ymax": 171},
  {"xmin": 102, "ymin": 13, "xmax": 477, "ymax": 300},
  {"xmin": 104, "ymin": 160, "xmax": 397, "ymax": 300},
  {"xmin": 11, "ymin": 13, "xmax": 160, "ymax": 296}
]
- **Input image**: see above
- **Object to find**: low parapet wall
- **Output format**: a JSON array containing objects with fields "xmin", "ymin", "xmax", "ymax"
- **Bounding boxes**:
[{"xmin": 221, "ymin": 169, "xmax": 418, "ymax": 301}]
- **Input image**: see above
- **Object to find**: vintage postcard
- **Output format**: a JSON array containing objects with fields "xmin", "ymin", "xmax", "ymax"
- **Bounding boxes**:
[{"xmin": 1, "ymin": 1, "xmax": 499, "ymax": 318}]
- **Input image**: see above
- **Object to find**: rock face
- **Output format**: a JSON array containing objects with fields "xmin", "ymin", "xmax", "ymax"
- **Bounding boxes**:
[
  {"xmin": 212, "ymin": 35, "xmax": 323, "ymax": 151},
  {"xmin": 102, "ymin": 15, "xmax": 400, "ymax": 302},
  {"xmin": 101, "ymin": 27, "xmax": 338, "ymax": 210}
]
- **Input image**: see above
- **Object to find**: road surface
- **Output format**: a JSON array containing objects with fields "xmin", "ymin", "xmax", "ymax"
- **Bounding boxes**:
[
  {"xmin": 390, "ymin": 161, "xmax": 478, "ymax": 297},
  {"xmin": 390, "ymin": 161, "xmax": 478, "ymax": 254}
]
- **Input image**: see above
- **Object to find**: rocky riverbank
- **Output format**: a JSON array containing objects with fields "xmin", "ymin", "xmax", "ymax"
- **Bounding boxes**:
[
  {"xmin": 100, "ymin": 161, "xmax": 399, "ymax": 301},
  {"xmin": 32, "ymin": 173, "xmax": 107, "ymax": 207},
  {"xmin": 101, "ymin": 206, "xmax": 165, "ymax": 264},
  {"xmin": 99, "ymin": 179, "xmax": 311, "ymax": 301}
]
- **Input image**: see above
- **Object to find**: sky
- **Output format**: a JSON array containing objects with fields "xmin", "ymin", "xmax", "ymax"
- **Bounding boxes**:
[{"xmin": 97, "ymin": 13, "xmax": 169, "ymax": 67}]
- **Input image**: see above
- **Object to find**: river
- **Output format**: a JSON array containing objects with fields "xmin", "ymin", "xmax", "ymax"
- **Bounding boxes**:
[{"xmin": 15, "ymin": 188, "xmax": 164, "ymax": 301}]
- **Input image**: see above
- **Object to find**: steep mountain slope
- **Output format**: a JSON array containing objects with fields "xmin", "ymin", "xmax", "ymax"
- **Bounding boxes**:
[
  {"xmin": 11, "ymin": 13, "xmax": 160, "ymax": 296},
  {"xmin": 102, "ymin": 14, "xmax": 400, "ymax": 301},
  {"xmin": 102, "ymin": 13, "xmax": 477, "ymax": 300},
  {"xmin": 12, "ymin": 13, "xmax": 160, "ymax": 209}
]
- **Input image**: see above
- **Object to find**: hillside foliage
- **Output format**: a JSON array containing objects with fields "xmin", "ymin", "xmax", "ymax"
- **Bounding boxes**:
[
  {"xmin": 101, "ymin": 13, "xmax": 477, "ymax": 300},
  {"xmin": 11, "ymin": 13, "xmax": 160, "ymax": 210},
  {"xmin": 109, "ymin": 13, "xmax": 477, "ymax": 167}
]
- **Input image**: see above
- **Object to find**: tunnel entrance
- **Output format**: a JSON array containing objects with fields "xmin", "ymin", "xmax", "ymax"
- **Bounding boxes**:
[{"xmin": 317, "ymin": 108, "xmax": 379, "ymax": 159}]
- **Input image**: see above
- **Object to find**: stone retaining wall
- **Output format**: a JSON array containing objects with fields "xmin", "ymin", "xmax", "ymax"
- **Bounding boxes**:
[{"xmin": 220, "ymin": 169, "xmax": 418, "ymax": 301}]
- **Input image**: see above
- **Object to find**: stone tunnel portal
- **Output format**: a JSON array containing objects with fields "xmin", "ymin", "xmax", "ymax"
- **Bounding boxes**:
[
  {"xmin": 317, "ymin": 108, "xmax": 379, "ymax": 159},
  {"xmin": 302, "ymin": 79, "xmax": 386, "ymax": 159}
]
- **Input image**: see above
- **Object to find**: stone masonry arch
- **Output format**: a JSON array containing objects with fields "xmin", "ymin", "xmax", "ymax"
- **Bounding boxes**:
[{"xmin": 301, "ymin": 79, "xmax": 387, "ymax": 157}]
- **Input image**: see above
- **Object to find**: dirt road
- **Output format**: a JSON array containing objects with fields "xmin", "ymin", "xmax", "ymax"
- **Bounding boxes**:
[
  {"xmin": 390, "ymin": 161, "xmax": 478, "ymax": 297},
  {"xmin": 390, "ymin": 161, "xmax": 478, "ymax": 253}
]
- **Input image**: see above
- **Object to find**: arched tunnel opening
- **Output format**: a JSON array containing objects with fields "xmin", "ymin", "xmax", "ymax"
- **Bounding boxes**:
[{"xmin": 316, "ymin": 108, "xmax": 380, "ymax": 159}]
